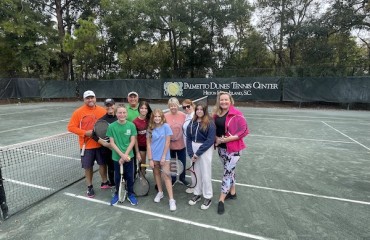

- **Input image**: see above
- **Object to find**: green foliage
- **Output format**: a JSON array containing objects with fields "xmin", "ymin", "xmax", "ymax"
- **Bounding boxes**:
[
  {"xmin": 0, "ymin": 0, "xmax": 368, "ymax": 79},
  {"xmin": 63, "ymin": 17, "xmax": 102, "ymax": 80},
  {"xmin": 0, "ymin": 0, "xmax": 59, "ymax": 77},
  {"xmin": 118, "ymin": 41, "xmax": 172, "ymax": 79}
]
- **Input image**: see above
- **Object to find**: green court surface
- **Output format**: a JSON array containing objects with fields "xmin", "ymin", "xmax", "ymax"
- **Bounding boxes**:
[{"xmin": 0, "ymin": 102, "xmax": 370, "ymax": 240}]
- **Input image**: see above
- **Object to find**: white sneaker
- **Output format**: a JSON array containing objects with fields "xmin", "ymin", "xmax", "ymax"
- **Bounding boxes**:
[
  {"xmin": 154, "ymin": 191, "xmax": 164, "ymax": 203},
  {"xmin": 201, "ymin": 199, "xmax": 212, "ymax": 210},
  {"xmin": 185, "ymin": 188, "xmax": 194, "ymax": 194},
  {"xmin": 169, "ymin": 199, "xmax": 177, "ymax": 211},
  {"xmin": 188, "ymin": 195, "xmax": 201, "ymax": 206}
]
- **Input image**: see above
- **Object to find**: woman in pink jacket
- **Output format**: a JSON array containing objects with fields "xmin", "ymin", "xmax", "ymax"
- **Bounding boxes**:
[{"xmin": 213, "ymin": 91, "xmax": 249, "ymax": 215}]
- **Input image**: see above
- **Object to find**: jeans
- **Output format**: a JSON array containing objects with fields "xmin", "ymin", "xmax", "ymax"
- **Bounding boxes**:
[{"xmin": 113, "ymin": 158, "xmax": 135, "ymax": 195}]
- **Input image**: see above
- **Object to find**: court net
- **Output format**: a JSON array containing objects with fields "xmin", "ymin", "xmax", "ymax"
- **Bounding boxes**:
[{"xmin": 0, "ymin": 132, "xmax": 83, "ymax": 218}]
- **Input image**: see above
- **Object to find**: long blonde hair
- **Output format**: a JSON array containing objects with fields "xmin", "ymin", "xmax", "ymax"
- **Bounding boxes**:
[
  {"xmin": 212, "ymin": 91, "xmax": 235, "ymax": 116},
  {"xmin": 147, "ymin": 109, "xmax": 166, "ymax": 138}
]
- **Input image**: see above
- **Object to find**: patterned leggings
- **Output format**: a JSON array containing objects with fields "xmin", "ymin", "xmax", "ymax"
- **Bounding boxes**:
[{"xmin": 217, "ymin": 148, "xmax": 240, "ymax": 194}]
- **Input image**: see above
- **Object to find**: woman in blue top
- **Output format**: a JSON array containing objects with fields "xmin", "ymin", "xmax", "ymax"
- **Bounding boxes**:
[
  {"xmin": 186, "ymin": 102, "xmax": 216, "ymax": 210},
  {"xmin": 147, "ymin": 109, "xmax": 177, "ymax": 211}
]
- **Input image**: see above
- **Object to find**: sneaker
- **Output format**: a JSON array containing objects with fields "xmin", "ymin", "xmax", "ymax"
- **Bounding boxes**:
[
  {"xmin": 86, "ymin": 185, "xmax": 95, "ymax": 198},
  {"xmin": 188, "ymin": 195, "xmax": 201, "ymax": 206},
  {"xmin": 217, "ymin": 201, "xmax": 225, "ymax": 215},
  {"xmin": 225, "ymin": 192, "xmax": 237, "ymax": 200},
  {"xmin": 169, "ymin": 199, "xmax": 177, "ymax": 211},
  {"xmin": 1, "ymin": 203, "xmax": 9, "ymax": 220},
  {"xmin": 127, "ymin": 194, "xmax": 138, "ymax": 206},
  {"xmin": 154, "ymin": 191, "xmax": 164, "ymax": 203},
  {"xmin": 185, "ymin": 188, "xmax": 194, "ymax": 194},
  {"xmin": 111, "ymin": 193, "xmax": 119, "ymax": 205},
  {"xmin": 101, "ymin": 181, "xmax": 111, "ymax": 189},
  {"xmin": 180, "ymin": 179, "xmax": 190, "ymax": 186},
  {"xmin": 201, "ymin": 199, "xmax": 212, "ymax": 210}
]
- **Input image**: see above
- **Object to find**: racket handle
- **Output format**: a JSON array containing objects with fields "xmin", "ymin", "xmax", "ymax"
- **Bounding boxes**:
[{"xmin": 81, "ymin": 144, "xmax": 86, "ymax": 156}]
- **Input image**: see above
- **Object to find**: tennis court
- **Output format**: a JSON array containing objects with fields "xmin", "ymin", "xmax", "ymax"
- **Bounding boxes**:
[{"xmin": 1, "ymin": 101, "xmax": 370, "ymax": 240}]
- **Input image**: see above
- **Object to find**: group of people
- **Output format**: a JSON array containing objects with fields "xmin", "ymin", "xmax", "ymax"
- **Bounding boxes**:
[{"xmin": 67, "ymin": 90, "xmax": 248, "ymax": 214}]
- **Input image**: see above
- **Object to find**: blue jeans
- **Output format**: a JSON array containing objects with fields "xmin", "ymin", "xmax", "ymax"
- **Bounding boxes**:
[
  {"xmin": 113, "ymin": 158, "xmax": 135, "ymax": 195},
  {"xmin": 170, "ymin": 148, "xmax": 186, "ymax": 182}
]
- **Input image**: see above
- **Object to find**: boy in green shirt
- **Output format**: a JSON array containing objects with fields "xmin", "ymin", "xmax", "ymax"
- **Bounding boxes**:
[{"xmin": 106, "ymin": 105, "xmax": 138, "ymax": 205}]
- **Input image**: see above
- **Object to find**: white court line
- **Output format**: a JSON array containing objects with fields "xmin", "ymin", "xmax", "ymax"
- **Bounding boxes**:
[
  {"xmin": 9, "ymin": 173, "xmax": 370, "ymax": 208},
  {"xmin": 214, "ymin": 180, "xmax": 370, "ymax": 206},
  {"xmin": 250, "ymin": 134, "xmax": 354, "ymax": 144},
  {"xmin": 64, "ymin": 192, "xmax": 275, "ymax": 240},
  {"xmin": 144, "ymin": 169, "xmax": 370, "ymax": 206},
  {"xmin": 247, "ymin": 116, "xmax": 370, "ymax": 125},
  {"xmin": 5, "ymin": 178, "xmax": 53, "ymax": 191},
  {"xmin": 322, "ymin": 121, "xmax": 370, "ymax": 151},
  {"xmin": 0, "ymin": 109, "xmax": 48, "ymax": 116},
  {"xmin": 246, "ymin": 113, "xmax": 368, "ymax": 122},
  {"xmin": 0, "ymin": 119, "xmax": 69, "ymax": 134}
]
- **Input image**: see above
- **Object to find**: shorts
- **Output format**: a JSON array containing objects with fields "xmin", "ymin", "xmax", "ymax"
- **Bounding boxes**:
[
  {"xmin": 81, "ymin": 148, "xmax": 105, "ymax": 169},
  {"xmin": 138, "ymin": 145, "xmax": 147, "ymax": 152}
]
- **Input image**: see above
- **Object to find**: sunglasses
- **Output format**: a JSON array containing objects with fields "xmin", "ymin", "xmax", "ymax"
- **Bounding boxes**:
[{"xmin": 182, "ymin": 105, "xmax": 191, "ymax": 110}]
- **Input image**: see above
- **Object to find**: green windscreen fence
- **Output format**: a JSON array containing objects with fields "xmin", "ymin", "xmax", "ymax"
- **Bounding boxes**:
[
  {"xmin": 0, "ymin": 78, "xmax": 40, "ymax": 99},
  {"xmin": 1, "ymin": 77, "xmax": 370, "ymax": 103},
  {"xmin": 283, "ymin": 77, "xmax": 370, "ymax": 103}
]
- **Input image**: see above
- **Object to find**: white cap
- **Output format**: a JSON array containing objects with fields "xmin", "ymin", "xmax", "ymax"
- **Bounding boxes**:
[
  {"xmin": 83, "ymin": 90, "xmax": 95, "ymax": 98},
  {"xmin": 127, "ymin": 91, "xmax": 138, "ymax": 97}
]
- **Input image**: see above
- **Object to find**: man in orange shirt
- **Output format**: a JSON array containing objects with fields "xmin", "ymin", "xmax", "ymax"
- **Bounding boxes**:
[{"xmin": 67, "ymin": 90, "xmax": 108, "ymax": 198}]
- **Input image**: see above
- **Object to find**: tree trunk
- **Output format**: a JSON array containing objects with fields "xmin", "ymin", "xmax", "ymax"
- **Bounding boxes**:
[
  {"xmin": 278, "ymin": 0, "xmax": 285, "ymax": 68},
  {"xmin": 55, "ymin": 0, "xmax": 69, "ymax": 80}
]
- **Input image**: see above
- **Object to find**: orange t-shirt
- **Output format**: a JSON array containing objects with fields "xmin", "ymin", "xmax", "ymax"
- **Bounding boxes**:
[
  {"xmin": 164, "ymin": 111, "xmax": 186, "ymax": 150},
  {"xmin": 67, "ymin": 104, "xmax": 106, "ymax": 149}
]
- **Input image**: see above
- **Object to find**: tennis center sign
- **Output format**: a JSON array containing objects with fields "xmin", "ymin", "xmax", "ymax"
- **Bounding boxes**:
[{"xmin": 162, "ymin": 77, "xmax": 281, "ymax": 101}]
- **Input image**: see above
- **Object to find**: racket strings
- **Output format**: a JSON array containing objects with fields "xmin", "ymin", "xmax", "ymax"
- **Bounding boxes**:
[
  {"xmin": 94, "ymin": 121, "xmax": 109, "ymax": 138},
  {"xmin": 81, "ymin": 115, "xmax": 96, "ymax": 130}
]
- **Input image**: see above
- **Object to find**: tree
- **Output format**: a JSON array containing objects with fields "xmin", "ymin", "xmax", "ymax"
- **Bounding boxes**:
[
  {"xmin": 0, "ymin": 0, "xmax": 58, "ymax": 78},
  {"xmin": 64, "ymin": 17, "xmax": 102, "ymax": 80},
  {"xmin": 31, "ymin": 0, "xmax": 101, "ymax": 80},
  {"xmin": 255, "ymin": 0, "xmax": 320, "ymax": 69}
]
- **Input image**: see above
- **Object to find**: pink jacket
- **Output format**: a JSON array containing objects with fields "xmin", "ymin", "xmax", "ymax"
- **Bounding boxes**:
[{"xmin": 214, "ymin": 105, "xmax": 249, "ymax": 153}]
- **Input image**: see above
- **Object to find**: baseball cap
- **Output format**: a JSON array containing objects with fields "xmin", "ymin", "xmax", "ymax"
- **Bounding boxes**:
[
  {"xmin": 127, "ymin": 91, "xmax": 138, "ymax": 97},
  {"xmin": 83, "ymin": 90, "xmax": 95, "ymax": 99},
  {"xmin": 104, "ymin": 98, "xmax": 115, "ymax": 106}
]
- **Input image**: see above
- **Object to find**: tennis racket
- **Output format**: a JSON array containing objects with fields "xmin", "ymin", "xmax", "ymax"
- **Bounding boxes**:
[
  {"xmin": 80, "ymin": 115, "xmax": 97, "ymax": 156},
  {"xmin": 118, "ymin": 164, "xmax": 126, "ymax": 202},
  {"xmin": 182, "ymin": 119, "xmax": 192, "ymax": 139},
  {"xmin": 170, "ymin": 122, "xmax": 183, "ymax": 142},
  {"xmin": 133, "ymin": 160, "xmax": 150, "ymax": 197},
  {"xmin": 226, "ymin": 115, "xmax": 248, "ymax": 138},
  {"xmin": 94, "ymin": 119, "xmax": 109, "ymax": 140},
  {"xmin": 185, "ymin": 161, "xmax": 197, "ymax": 188},
  {"xmin": 141, "ymin": 159, "xmax": 184, "ymax": 177}
]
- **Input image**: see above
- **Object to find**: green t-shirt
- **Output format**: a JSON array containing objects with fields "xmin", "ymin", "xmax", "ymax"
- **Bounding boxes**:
[
  {"xmin": 126, "ymin": 105, "xmax": 139, "ymax": 122},
  {"xmin": 106, "ymin": 120, "xmax": 137, "ymax": 161}
]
